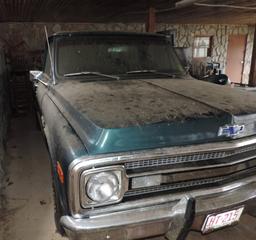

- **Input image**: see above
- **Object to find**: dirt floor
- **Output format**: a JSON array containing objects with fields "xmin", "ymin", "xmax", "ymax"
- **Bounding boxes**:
[{"xmin": 1, "ymin": 115, "xmax": 256, "ymax": 240}]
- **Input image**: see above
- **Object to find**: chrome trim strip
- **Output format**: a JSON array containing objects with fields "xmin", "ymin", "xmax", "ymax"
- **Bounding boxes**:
[{"xmin": 68, "ymin": 136, "xmax": 256, "ymax": 217}]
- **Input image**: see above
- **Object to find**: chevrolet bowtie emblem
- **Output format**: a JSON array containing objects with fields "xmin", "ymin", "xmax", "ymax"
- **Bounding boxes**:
[{"xmin": 218, "ymin": 125, "xmax": 245, "ymax": 138}]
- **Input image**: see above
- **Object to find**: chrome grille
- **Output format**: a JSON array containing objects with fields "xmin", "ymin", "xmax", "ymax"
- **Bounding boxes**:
[
  {"xmin": 123, "ymin": 142, "xmax": 256, "ymax": 200},
  {"xmin": 124, "ymin": 167, "xmax": 256, "ymax": 198},
  {"xmin": 124, "ymin": 143, "xmax": 256, "ymax": 170}
]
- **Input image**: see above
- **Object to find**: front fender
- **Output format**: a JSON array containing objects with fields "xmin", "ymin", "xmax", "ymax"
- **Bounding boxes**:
[{"xmin": 41, "ymin": 92, "xmax": 87, "ymax": 214}]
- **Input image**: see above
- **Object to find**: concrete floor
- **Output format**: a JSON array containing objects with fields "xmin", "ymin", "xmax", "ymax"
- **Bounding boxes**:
[
  {"xmin": 1, "ymin": 115, "xmax": 256, "ymax": 240},
  {"xmin": 0, "ymin": 115, "xmax": 66, "ymax": 240}
]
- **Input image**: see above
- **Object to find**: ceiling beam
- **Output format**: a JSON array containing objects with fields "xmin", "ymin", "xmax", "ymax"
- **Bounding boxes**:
[{"xmin": 146, "ymin": 6, "xmax": 156, "ymax": 32}]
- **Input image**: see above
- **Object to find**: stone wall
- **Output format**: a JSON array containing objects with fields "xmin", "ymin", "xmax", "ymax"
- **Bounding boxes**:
[{"xmin": 157, "ymin": 24, "xmax": 255, "ymax": 84}]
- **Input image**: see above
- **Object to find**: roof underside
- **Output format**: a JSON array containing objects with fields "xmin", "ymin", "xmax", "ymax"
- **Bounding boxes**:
[{"xmin": 0, "ymin": 0, "xmax": 255, "ymax": 24}]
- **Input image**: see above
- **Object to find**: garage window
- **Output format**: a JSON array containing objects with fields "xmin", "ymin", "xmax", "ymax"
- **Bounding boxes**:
[{"xmin": 193, "ymin": 36, "xmax": 212, "ymax": 58}]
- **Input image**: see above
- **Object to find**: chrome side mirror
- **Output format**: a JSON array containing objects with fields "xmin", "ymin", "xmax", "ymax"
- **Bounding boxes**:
[{"xmin": 30, "ymin": 70, "xmax": 43, "ymax": 82}]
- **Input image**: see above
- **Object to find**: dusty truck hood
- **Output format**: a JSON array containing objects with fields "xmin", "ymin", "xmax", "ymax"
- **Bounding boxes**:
[{"xmin": 50, "ymin": 78, "xmax": 256, "ymax": 154}]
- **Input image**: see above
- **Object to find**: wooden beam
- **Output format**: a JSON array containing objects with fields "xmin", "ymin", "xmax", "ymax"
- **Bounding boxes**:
[
  {"xmin": 249, "ymin": 25, "xmax": 256, "ymax": 87},
  {"xmin": 146, "ymin": 6, "xmax": 156, "ymax": 32}
]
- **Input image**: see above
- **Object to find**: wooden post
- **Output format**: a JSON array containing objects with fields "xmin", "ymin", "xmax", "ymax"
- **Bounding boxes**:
[
  {"xmin": 146, "ymin": 6, "xmax": 156, "ymax": 33},
  {"xmin": 249, "ymin": 25, "xmax": 256, "ymax": 87}
]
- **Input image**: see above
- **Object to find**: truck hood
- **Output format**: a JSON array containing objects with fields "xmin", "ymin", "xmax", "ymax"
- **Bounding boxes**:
[{"xmin": 50, "ymin": 78, "xmax": 256, "ymax": 154}]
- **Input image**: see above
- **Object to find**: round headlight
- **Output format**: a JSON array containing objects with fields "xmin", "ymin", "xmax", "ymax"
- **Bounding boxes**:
[{"xmin": 86, "ymin": 172, "xmax": 119, "ymax": 203}]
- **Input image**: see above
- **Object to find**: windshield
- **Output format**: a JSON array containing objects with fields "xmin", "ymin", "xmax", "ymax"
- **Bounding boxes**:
[{"xmin": 56, "ymin": 35, "xmax": 185, "ymax": 77}]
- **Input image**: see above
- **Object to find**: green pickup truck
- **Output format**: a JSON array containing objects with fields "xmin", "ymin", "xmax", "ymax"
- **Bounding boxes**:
[{"xmin": 30, "ymin": 31, "xmax": 256, "ymax": 240}]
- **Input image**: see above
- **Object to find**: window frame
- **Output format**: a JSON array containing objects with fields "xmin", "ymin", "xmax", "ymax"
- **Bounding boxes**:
[
  {"xmin": 192, "ymin": 36, "xmax": 213, "ymax": 59},
  {"xmin": 42, "ymin": 40, "xmax": 55, "ymax": 84}
]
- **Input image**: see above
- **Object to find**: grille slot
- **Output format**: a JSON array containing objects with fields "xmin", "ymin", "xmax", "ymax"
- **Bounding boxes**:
[
  {"xmin": 124, "ymin": 143, "xmax": 256, "ymax": 170},
  {"xmin": 125, "ymin": 152, "xmax": 225, "ymax": 169},
  {"xmin": 125, "ymin": 176, "xmax": 224, "ymax": 197}
]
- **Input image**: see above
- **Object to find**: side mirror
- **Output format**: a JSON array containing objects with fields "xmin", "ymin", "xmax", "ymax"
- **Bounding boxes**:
[{"xmin": 30, "ymin": 70, "xmax": 43, "ymax": 82}]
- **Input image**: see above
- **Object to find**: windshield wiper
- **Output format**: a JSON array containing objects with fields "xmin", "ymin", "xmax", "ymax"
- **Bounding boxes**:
[
  {"xmin": 64, "ymin": 71, "xmax": 120, "ymax": 80},
  {"xmin": 126, "ymin": 69, "xmax": 180, "ymax": 78},
  {"xmin": 126, "ymin": 69, "xmax": 157, "ymax": 74}
]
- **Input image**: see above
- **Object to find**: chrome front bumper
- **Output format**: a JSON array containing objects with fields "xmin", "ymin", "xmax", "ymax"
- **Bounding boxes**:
[
  {"xmin": 61, "ymin": 175, "xmax": 256, "ymax": 240},
  {"xmin": 61, "ymin": 196, "xmax": 194, "ymax": 240}
]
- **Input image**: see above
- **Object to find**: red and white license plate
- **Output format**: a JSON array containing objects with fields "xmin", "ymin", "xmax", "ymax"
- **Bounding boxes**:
[{"xmin": 201, "ymin": 206, "xmax": 244, "ymax": 234}]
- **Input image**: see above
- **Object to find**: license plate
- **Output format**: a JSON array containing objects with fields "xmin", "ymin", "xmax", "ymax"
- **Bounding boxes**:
[{"xmin": 201, "ymin": 206, "xmax": 244, "ymax": 234}]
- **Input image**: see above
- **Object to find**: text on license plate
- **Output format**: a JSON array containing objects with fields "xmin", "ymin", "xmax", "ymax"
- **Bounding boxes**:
[{"xmin": 201, "ymin": 206, "xmax": 244, "ymax": 234}]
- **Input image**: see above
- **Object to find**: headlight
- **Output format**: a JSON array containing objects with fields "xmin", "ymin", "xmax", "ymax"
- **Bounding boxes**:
[
  {"xmin": 87, "ymin": 172, "xmax": 119, "ymax": 203},
  {"xmin": 80, "ymin": 166, "xmax": 127, "ymax": 208}
]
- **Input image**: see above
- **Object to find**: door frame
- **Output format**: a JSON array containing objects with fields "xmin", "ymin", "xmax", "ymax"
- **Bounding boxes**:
[{"xmin": 226, "ymin": 34, "xmax": 247, "ymax": 84}]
